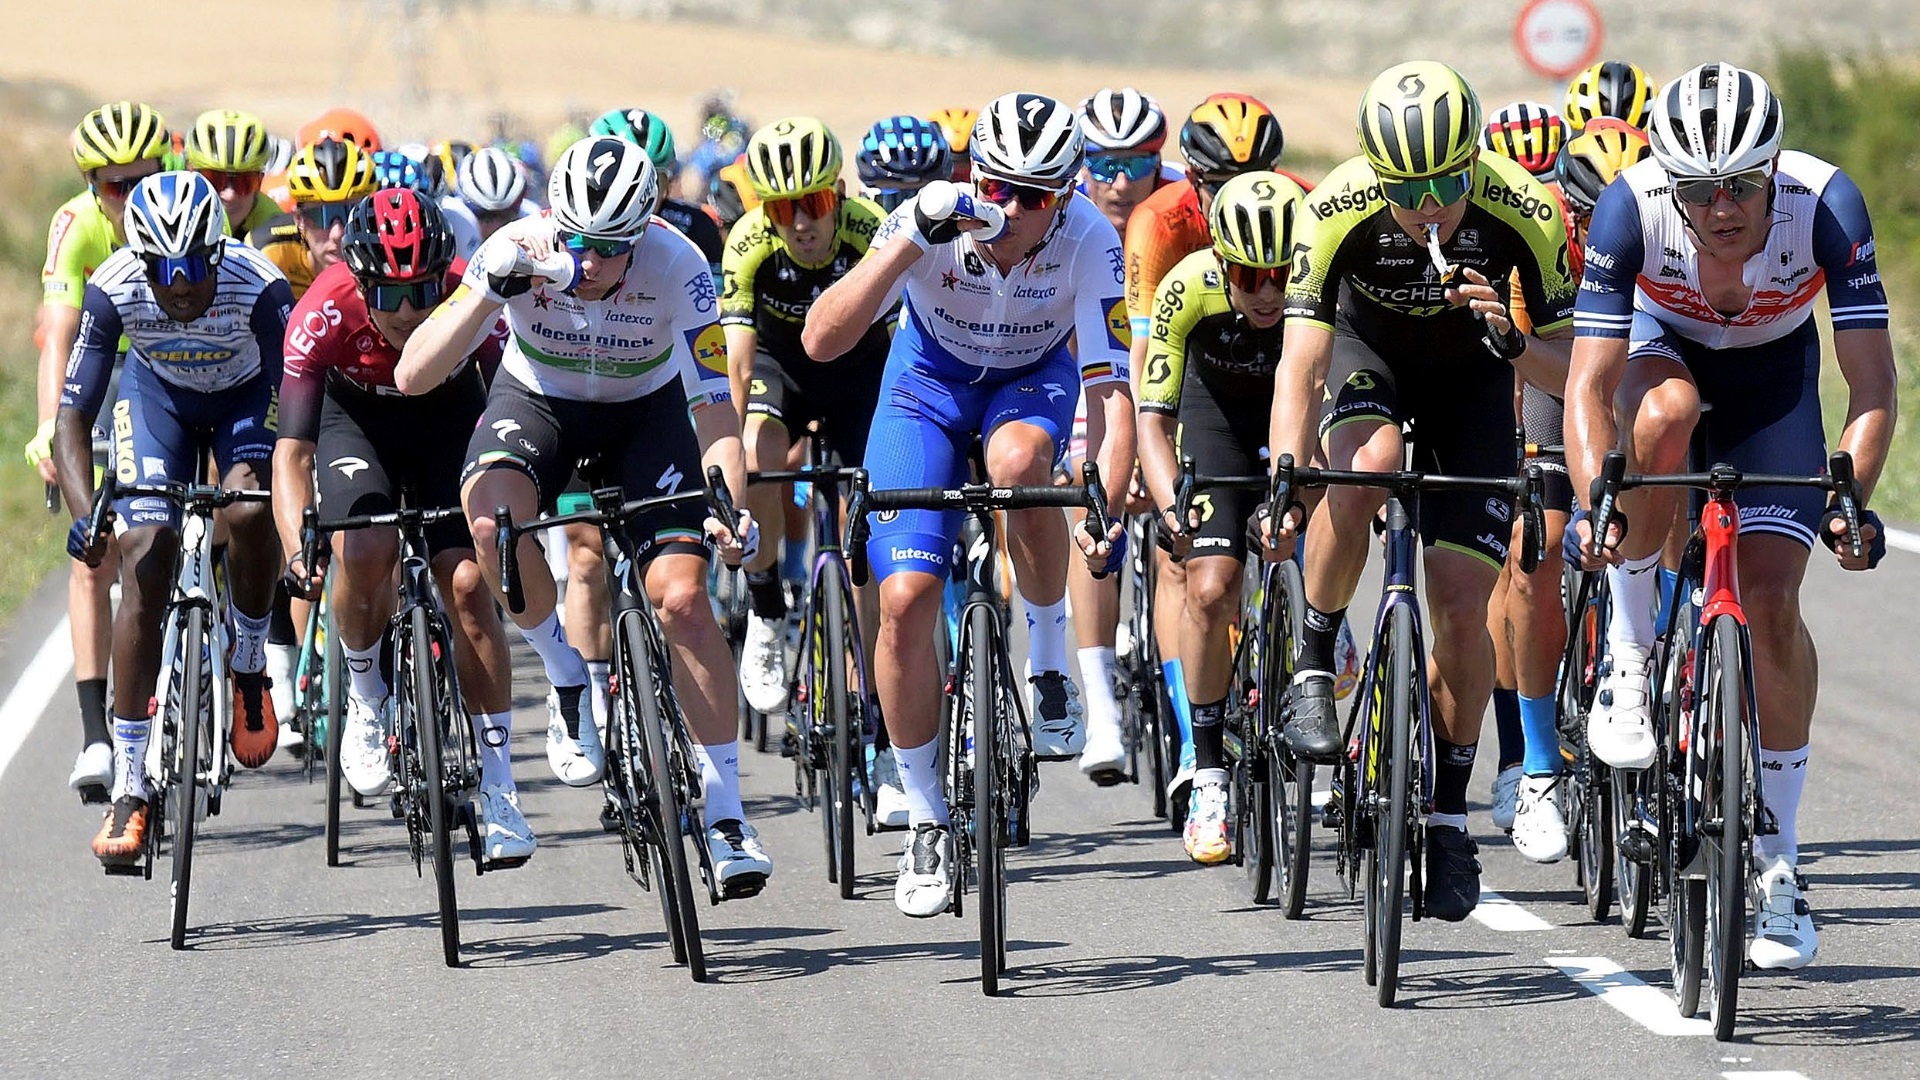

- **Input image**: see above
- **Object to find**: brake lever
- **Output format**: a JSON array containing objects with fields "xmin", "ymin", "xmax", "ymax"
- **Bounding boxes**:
[
  {"xmin": 495, "ymin": 505, "xmax": 524, "ymax": 615},
  {"xmin": 1081, "ymin": 460, "xmax": 1112, "ymax": 580}
]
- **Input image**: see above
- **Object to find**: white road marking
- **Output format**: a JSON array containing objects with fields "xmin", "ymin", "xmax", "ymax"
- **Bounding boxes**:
[
  {"xmin": 1884, "ymin": 526, "xmax": 1920, "ymax": 555},
  {"xmin": 1545, "ymin": 955, "xmax": 1714, "ymax": 1036},
  {"xmin": 1472, "ymin": 887, "xmax": 1554, "ymax": 931},
  {"xmin": 0, "ymin": 615, "xmax": 74, "ymax": 786}
]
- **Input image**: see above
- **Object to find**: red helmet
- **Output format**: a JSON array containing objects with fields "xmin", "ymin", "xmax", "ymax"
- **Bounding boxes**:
[{"xmin": 342, "ymin": 189, "xmax": 454, "ymax": 282}]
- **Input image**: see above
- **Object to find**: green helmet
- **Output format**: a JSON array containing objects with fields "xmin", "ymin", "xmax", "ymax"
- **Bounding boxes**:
[{"xmin": 591, "ymin": 107, "xmax": 679, "ymax": 178}]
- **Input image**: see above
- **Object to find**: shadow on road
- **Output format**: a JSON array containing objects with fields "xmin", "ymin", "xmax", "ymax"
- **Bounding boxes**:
[
  {"xmin": 711, "ymin": 930, "xmax": 1065, "ymax": 984},
  {"xmin": 996, "ymin": 944, "xmax": 1392, "ymax": 998},
  {"xmin": 168, "ymin": 902, "xmax": 625, "ymax": 952},
  {"xmin": 1739, "ymin": 1000, "xmax": 1920, "ymax": 1046}
]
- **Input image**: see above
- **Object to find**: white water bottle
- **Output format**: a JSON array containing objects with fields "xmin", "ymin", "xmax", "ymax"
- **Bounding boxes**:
[
  {"xmin": 522, "ymin": 247, "xmax": 582, "ymax": 292},
  {"xmin": 917, "ymin": 180, "xmax": 1007, "ymax": 243}
]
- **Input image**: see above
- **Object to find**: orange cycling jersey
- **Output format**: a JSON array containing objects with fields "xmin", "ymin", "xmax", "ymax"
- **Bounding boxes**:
[{"xmin": 1122, "ymin": 170, "xmax": 1313, "ymax": 336}]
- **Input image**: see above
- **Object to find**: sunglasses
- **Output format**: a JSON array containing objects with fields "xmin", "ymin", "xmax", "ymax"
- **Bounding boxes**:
[
  {"xmin": 1673, "ymin": 168, "xmax": 1770, "ymax": 207},
  {"xmin": 1086, "ymin": 153, "xmax": 1160, "ymax": 184},
  {"xmin": 763, "ymin": 188, "xmax": 839, "ymax": 227},
  {"xmin": 365, "ymin": 277, "xmax": 445, "ymax": 313},
  {"xmin": 195, "ymin": 168, "xmax": 263, "ymax": 197},
  {"xmin": 297, "ymin": 202, "xmax": 354, "ymax": 231},
  {"xmin": 558, "ymin": 230, "xmax": 636, "ymax": 258},
  {"xmin": 142, "ymin": 250, "xmax": 220, "ymax": 286},
  {"xmin": 1221, "ymin": 260, "xmax": 1287, "ymax": 293},
  {"xmin": 1190, "ymin": 172, "xmax": 1234, "ymax": 198},
  {"xmin": 92, "ymin": 174, "xmax": 151, "ymax": 200},
  {"xmin": 976, "ymin": 175, "xmax": 1067, "ymax": 211},
  {"xmin": 1377, "ymin": 166, "xmax": 1474, "ymax": 211}
]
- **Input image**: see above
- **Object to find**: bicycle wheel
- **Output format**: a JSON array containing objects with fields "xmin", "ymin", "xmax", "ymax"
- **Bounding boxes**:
[
  {"xmin": 168, "ymin": 606, "xmax": 207, "ymax": 951},
  {"xmin": 823, "ymin": 572, "xmax": 858, "ymax": 899},
  {"xmin": 621, "ymin": 610, "xmax": 706, "ymax": 982},
  {"xmin": 1614, "ymin": 765, "xmax": 1654, "ymax": 937},
  {"xmin": 1667, "ymin": 635, "xmax": 1707, "ymax": 1017},
  {"xmin": 407, "ymin": 606, "xmax": 461, "ymax": 967},
  {"xmin": 323, "ymin": 601, "xmax": 346, "ymax": 868},
  {"xmin": 967, "ymin": 602, "xmax": 1008, "ymax": 996},
  {"xmin": 1263, "ymin": 559, "xmax": 1312, "ymax": 916},
  {"xmin": 1704, "ymin": 615, "xmax": 1751, "ymax": 1041},
  {"xmin": 1578, "ymin": 750, "xmax": 1616, "ymax": 923},
  {"xmin": 1371, "ymin": 602, "xmax": 1416, "ymax": 1007}
]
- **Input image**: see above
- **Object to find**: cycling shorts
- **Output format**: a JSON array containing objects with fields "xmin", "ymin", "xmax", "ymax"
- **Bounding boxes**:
[
  {"xmin": 111, "ymin": 361, "xmax": 275, "ymax": 530},
  {"xmin": 317, "ymin": 367, "xmax": 486, "ymax": 555},
  {"xmin": 1177, "ymin": 364, "xmax": 1271, "ymax": 561},
  {"xmin": 462, "ymin": 378, "xmax": 709, "ymax": 564},
  {"xmin": 864, "ymin": 336, "xmax": 1080, "ymax": 580},
  {"xmin": 1318, "ymin": 321, "xmax": 1517, "ymax": 569},
  {"xmin": 1520, "ymin": 381, "xmax": 1573, "ymax": 514},
  {"xmin": 1630, "ymin": 313, "xmax": 1826, "ymax": 549},
  {"xmin": 746, "ymin": 346, "xmax": 886, "ymax": 464}
]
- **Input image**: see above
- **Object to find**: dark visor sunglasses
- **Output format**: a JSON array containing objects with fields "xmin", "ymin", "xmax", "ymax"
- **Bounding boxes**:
[
  {"xmin": 559, "ymin": 230, "xmax": 636, "ymax": 258},
  {"xmin": 1377, "ymin": 166, "xmax": 1474, "ymax": 211},
  {"xmin": 365, "ymin": 277, "xmax": 445, "ymax": 313},
  {"xmin": 1673, "ymin": 169, "xmax": 1770, "ymax": 206},
  {"xmin": 976, "ymin": 175, "xmax": 1067, "ymax": 211}
]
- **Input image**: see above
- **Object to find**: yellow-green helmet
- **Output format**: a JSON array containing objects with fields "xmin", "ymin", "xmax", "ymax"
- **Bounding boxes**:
[
  {"xmin": 71, "ymin": 101, "xmax": 170, "ymax": 174},
  {"xmin": 1208, "ymin": 171, "xmax": 1305, "ymax": 268},
  {"xmin": 1357, "ymin": 60, "xmax": 1482, "ymax": 180},
  {"xmin": 743, "ymin": 117, "xmax": 842, "ymax": 200},
  {"xmin": 186, "ymin": 109, "xmax": 272, "ymax": 172}
]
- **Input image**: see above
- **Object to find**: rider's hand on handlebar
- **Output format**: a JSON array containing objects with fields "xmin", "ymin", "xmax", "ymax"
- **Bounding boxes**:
[
  {"xmin": 1565, "ymin": 508, "xmax": 1627, "ymax": 571},
  {"xmin": 66, "ymin": 515, "xmax": 111, "ymax": 567},
  {"xmin": 1156, "ymin": 507, "xmax": 1196, "ymax": 561},
  {"xmin": 1822, "ymin": 507, "xmax": 1885, "ymax": 571},
  {"xmin": 705, "ymin": 507, "xmax": 759, "ymax": 568},
  {"xmin": 1254, "ymin": 500, "xmax": 1303, "ymax": 563},
  {"xmin": 282, "ymin": 550, "xmax": 329, "ymax": 601},
  {"xmin": 1077, "ymin": 515, "xmax": 1125, "ymax": 576}
]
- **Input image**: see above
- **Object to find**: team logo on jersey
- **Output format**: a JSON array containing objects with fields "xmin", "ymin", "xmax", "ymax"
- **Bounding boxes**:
[
  {"xmin": 331, "ymin": 456, "xmax": 370, "ymax": 479},
  {"xmin": 1107, "ymin": 247, "xmax": 1126, "ymax": 285},
  {"xmin": 531, "ymin": 289, "xmax": 553, "ymax": 310},
  {"xmin": 1103, "ymin": 297, "xmax": 1130, "ymax": 350},
  {"xmin": 964, "ymin": 251, "xmax": 986, "ymax": 277},
  {"xmin": 685, "ymin": 272, "xmax": 717, "ymax": 314},
  {"xmin": 44, "ymin": 209, "xmax": 76, "ymax": 276},
  {"xmin": 687, "ymin": 324, "xmax": 728, "ymax": 378},
  {"xmin": 941, "ymin": 270, "xmax": 960, "ymax": 291}
]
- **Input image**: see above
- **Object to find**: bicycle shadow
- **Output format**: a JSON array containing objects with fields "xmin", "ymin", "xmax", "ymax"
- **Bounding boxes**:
[
  {"xmin": 1733, "ymin": 999, "xmax": 1920, "ymax": 1046},
  {"xmin": 991, "ymin": 944, "xmax": 1453, "ymax": 998},
  {"xmin": 1393, "ymin": 960, "xmax": 1587, "ymax": 1010},
  {"xmin": 168, "ymin": 902, "xmax": 625, "ymax": 953},
  {"xmin": 711, "ymin": 930, "xmax": 1066, "ymax": 984}
]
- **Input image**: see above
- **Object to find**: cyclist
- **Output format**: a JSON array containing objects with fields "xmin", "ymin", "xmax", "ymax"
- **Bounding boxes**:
[
  {"xmin": 1077, "ymin": 88, "xmax": 1175, "ymax": 234},
  {"xmin": 453, "ymin": 146, "xmax": 539, "ymax": 247},
  {"xmin": 1566, "ymin": 63, "xmax": 1893, "ymax": 970},
  {"xmin": 855, "ymin": 115, "xmax": 952, "ymax": 213},
  {"xmin": 370, "ymin": 148, "xmax": 481, "ymax": 259},
  {"xmin": 272, "ymin": 189, "xmax": 531, "ymax": 859},
  {"xmin": 705, "ymin": 156, "xmax": 758, "ymax": 235},
  {"xmin": 926, "ymin": 107, "xmax": 977, "ymax": 182},
  {"xmin": 803, "ymin": 92, "xmax": 1133, "ymax": 917},
  {"xmin": 1480, "ymin": 101, "xmax": 1568, "ymax": 183},
  {"xmin": 30, "ymin": 102, "xmax": 169, "ymax": 803},
  {"xmin": 721, "ymin": 117, "xmax": 902, "ymax": 817},
  {"xmin": 683, "ymin": 94, "xmax": 751, "ymax": 199},
  {"xmin": 56, "ymin": 173, "xmax": 292, "ymax": 867},
  {"xmin": 1266, "ymin": 61, "xmax": 1577, "ymax": 922},
  {"xmin": 298, "ymin": 107, "xmax": 383, "ymax": 153},
  {"xmin": 591, "ymin": 107, "xmax": 725, "ymax": 269},
  {"xmin": 186, "ymin": 110, "xmax": 282, "ymax": 238},
  {"xmin": 394, "ymin": 136, "xmax": 776, "ymax": 896},
  {"xmin": 1563, "ymin": 60, "xmax": 1656, "ymax": 133},
  {"xmin": 251, "ymin": 138, "xmax": 379, "ymax": 297},
  {"xmin": 1136, "ymin": 171, "xmax": 1306, "ymax": 863}
]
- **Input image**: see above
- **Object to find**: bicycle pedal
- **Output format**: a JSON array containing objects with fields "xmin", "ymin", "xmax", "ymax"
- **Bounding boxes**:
[
  {"xmin": 481, "ymin": 854, "xmax": 531, "ymax": 872},
  {"xmin": 389, "ymin": 793, "xmax": 405, "ymax": 819},
  {"xmin": 719, "ymin": 873, "xmax": 767, "ymax": 900},
  {"xmin": 1085, "ymin": 766, "xmax": 1125, "ymax": 788},
  {"xmin": 100, "ymin": 861, "xmax": 146, "ymax": 878},
  {"xmin": 76, "ymin": 783, "xmax": 110, "ymax": 806}
]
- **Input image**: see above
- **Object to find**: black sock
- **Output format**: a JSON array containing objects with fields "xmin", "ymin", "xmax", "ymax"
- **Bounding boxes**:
[
  {"xmin": 77, "ymin": 678, "xmax": 109, "ymax": 748},
  {"xmin": 746, "ymin": 569, "xmax": 786, "ymax": 620},
  {"xmin": 1492, "ymin": 688, "xmax": 1522, "ymax": 770},
  {"xmin": 1301, "ymin": 605, "xmax": 1345, "ymax": 675},
  {"xmin": 1191, "ymin": 698, "xmax": 1227, "ymax": 771},
  {"xmin": 1433, "ymin": 739, "xmax": 1477, "ymax": 818},
  {"xmin": 268, "ymin": 583, "xmax": 296, "ymax": 645}
]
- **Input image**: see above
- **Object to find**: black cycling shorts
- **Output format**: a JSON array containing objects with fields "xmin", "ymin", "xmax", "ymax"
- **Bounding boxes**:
[
  {"xmin": 462, "ymin": 377, "xmax": 709, "ymax": 564},
  {"xmin": 1318, "ymin": 323, "xmax": 1518, "ymax": 569},
  {"xmin": 316, "ymin": 368, "xmax": 484, "ymax": 555},
  {"xmin": 1176, "ymin": 364, "xmax": 1271, "ymax": 561},
  {"xmin": 746, "ymin": 345, "xmax": 886, "ymax": 464},
  {"xmin": 1520, "ymin": 381, "xmax": 1573, "ymax": 514}
]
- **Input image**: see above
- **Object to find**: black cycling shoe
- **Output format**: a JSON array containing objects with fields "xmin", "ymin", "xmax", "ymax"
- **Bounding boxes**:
[
  {"xmin": 1282, "ymin": 676, "xmax": 1341, "ymax": 762},
  {"xmin": 1423, "ymin": 824, "xmax": 1482, "ymax": 922}
]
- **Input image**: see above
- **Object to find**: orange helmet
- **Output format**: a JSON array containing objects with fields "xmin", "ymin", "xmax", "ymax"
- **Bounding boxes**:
[
  {"xmin": 1180, "ymin": 92, "xmax": 1284, "ymax": 175},
  {"xmin": 927, "ymin": 107, "xmax": 978, "ymax": 156},
  {"xmin": 297, "ymin": 107, "xmax": 383, "ymax": 153}
]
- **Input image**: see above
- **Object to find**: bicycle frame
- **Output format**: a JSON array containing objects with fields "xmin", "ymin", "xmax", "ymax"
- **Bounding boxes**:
[{"xmin": 156, "ymin": 501, "xmax": 234, "ymax": 809}]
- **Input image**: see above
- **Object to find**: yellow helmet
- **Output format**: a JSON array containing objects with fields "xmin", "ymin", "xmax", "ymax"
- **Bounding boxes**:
[
  {"xmin": 1564, "ymin": 60, "xmax": 1655, "ymax": 132},
  {"xmin": 186, "ymin": 109, "xmax": 272, "ymax": 173},
  {"xmin": 743, "ymin": 117, "xmax": 843, "ymax": 200},
  {"xmin": 286, "ymin": 138, "xmax": 378, "ymax": 203},
  {"xmin": 71, "ymin": 101, "xmax": 170, "ymax": 174},
  {"xmin": 1556, "ymin": 120, "xmax": 1652, "ymax": 215},
  {"xmin": 1357, "ymin": 60, "xmax": 1482, "ymax": 180},
  {"xmin": 927, "ymin": 107, "xmax": 978, "ymax": 155},
  {"xmin": 1208, "ymin": 171, "xmax": 1305, "ymax": 269}
]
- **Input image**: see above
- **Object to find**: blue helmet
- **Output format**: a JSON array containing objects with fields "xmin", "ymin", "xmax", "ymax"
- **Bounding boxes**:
[
  {"xmin": 123, "ymin": 171, "xmax": 229, "ymax": 283},
  {"xmin": 855, "ymin": 115, "xmax": 952, "ymax": 189},
  {"xmin": 370, "ymin": 149, "xmax": 442, "ymax": 197}
]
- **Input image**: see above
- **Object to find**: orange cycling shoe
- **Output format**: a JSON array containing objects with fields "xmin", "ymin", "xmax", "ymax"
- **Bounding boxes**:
[
  {"xmin": 92, "ymin": 796, "xmax": 149, "ymax": 866},
  {"xmin": 230, "ymin": 669, "xmax": 279, "ymax": 768}
]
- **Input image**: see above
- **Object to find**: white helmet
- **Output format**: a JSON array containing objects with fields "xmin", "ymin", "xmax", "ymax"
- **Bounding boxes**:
[
  {"xmin": 547, "ymin": 136, "xmax": 657, "ymax": 239},
  {"xmin": 1647, "ymin": 62, "xmax": 1783, "ymax": 179},
  {"xmin": 123, "ymin": 171, "xmax": 228, "ymax": 260},
  {"xmin": 460, "ymin": 146, "xmax": 527, "ymax": 213},
  {"xmin": 1078, "ymin": 87, "xmax": 1167, "ymax": 153},
  {"xmin": 970, "ymin": 92, "xmax": 1085, "ymax": 186}
]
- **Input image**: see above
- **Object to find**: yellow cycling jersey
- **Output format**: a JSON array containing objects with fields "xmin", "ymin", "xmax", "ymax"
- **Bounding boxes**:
[
  {"xmin": 248, "ymin": 213, "xmax": 317, "ymax": 298},
  {"xmin": 42, "ymin": 191, "xmax": 121, "ymax": 309},
  {"xmin": 1139, "ymin": 248, "xmax": 1286, "ymax": 414},
  {"xmin": 719, "ymin": 196, "xmax": 885, "ymax": 360}
]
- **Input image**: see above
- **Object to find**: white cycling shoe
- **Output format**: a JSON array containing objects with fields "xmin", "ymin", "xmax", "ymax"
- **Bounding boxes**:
[
  {"xmin": 1029, "ymin": 671, "xmax": 1085, "ymax": 759},
  {"xmin": 895, "ymin": 823, "xmax": 954, "ymax": 918},
  {"xmin": 479, "ymin": 784, "xmax": 536, "ymax": 864},
  {"xmin": 341, "ymin": 692, "xmax": 392, "ymax": 797},
  {"xmin": 1078, "ymin": 713, "xmax": 1128, "ymax": 785},
  {"xmin": 1510, "ymin": 774, "xmax": 1569, "ymax": 864},
  {"xmin": 1588, "ymin": 655, "xmax": 1657, "ymax": 770},
  {"xmin": 545, "ymin": 686, "xmax": 605, "ymax": 787},
  {"xmin": 707, "ymin": 819, "xmax": 774, "ymax": 898},
  {"xmin": 1489, "ymin": 763, "xmax": 1524, "ymax": 832},
  {"xmin": 871, "ymin": 747, "xmax": 909, "ymax": 829},
  {"xmin": 1749, "ymin": 856, "xmax": 1818, "ymax": 970},
  {"xmin": 740, "ymin": 616, "xmax": 791, "ymax": 714}
]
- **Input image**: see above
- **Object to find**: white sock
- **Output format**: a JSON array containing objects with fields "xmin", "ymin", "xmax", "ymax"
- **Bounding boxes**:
[
  {"xmin": 1077, "ymin": 646, "xmax": 1119, "ymax": 731},
  {"xmin": 585, "ymin": 660, "xmax": 611, "ymax": 734},
  {"xmin": 473, "ymin": 710, "xmax": 513, "ymax": 790},
  {"xmin": 229, "ymin": 605, "xmax": 272, "ymax": 675},
  {"xmin": 893, "ymin": 737, "xmax": 949, "ymax": 826},
  {"xmin": 1023, "ymin": 597, "xmax": 1069, "ymax": 674},
  {"xmin": 697, "ymin": 740, "xmax": 745, "ymax": 825},
  {"xmin": 518, "ymin": 610, "xmax": 590, "ymax": 688},
  {"xmin": 1756, "ymin": 744, "xmax": 1809, "ymax": 864},
  {"xmin": 1604, "ymin": 550, "xmax": 1663, "ymax": 668},
  {"xmin": 111, "ymin": 714, "xmax": 150, "ymax": 802},
  {"xmin": 342, "ymin": 640, "xmax": 389, "ymax": 703},
  {"xmin": 1429, "ymin": 812, "xmax": 1468, "ymax": 832}
]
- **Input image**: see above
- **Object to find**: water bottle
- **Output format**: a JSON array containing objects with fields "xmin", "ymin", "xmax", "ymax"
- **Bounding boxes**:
[
  {"xmin": 522, "ymin": 247, "xmax": 583, "ymax": 292},
  {"xmin": 918, "ymin": 180, "xmax": 1007, "ymax": 243}
]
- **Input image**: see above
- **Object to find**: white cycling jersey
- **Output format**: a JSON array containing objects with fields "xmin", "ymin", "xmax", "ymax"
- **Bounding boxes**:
[{"xmin": 460, "ymin": 215, "xmax": 730, "ymax": 408}]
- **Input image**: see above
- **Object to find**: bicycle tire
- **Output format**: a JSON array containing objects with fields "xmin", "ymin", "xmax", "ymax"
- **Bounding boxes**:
[
  {"xmin": 1668, "ymin": 631, "xmax": 1707, "ymax": 1016},
  {"xmin": 970, "ymin": 602, "xmax": 1008, "ymax": 996},
  {"xmin": 323, "ymin": 602, "xmax": 346, "ymax": 868},
  {"xmin": 1705, "ymin": 615, "xmax": 1750, "ymax": 1041},
  {"xmin": 622, "ymin": 610, "xmax": 707, "ymax": 982},
  {"xmin": 1373, "ymin": 602, "xmax": 1415, "ymax": 1007},
  {"xmin": 1614, "ymin": 766, "xmax": 1653, "ymax": 937},
  {"xmin": 1579, "ymin": 750, "xmax": 1616, "ymax": 923},
  {"xmin": 1264, "ymin": 559, "xmax": 1312, "ymax": 916},
  {"xmin": 1238, "ymin": 590, "xmax": 1273, "ymax": 903},
  {"xmin": 825, "ymin": 573, "xmax": 857, "ymax": 898},
  {"xmin": 409, "ymin": 606, "xmax": 461, "ymax": 967},
  {"xmin": 168, "ymin": 605, "xmax": 206, "ymax": 951}
]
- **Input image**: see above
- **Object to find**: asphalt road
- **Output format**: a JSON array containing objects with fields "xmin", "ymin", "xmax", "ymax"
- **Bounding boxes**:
[{"xmin": 0, "ymin": 549, "xmax": 1915, "ymax": 1080}]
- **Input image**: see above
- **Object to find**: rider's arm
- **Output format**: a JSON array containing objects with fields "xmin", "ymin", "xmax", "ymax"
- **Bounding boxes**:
[
  {"xmin": 252, "ymin": 277, "xmax": 294, "ymax": 389},
  {"xmin": 396, "ymin": 267, "xmax": 507, "ymax": 394},
  {"xmin": 1812, "ymin": 169, "xmax": 1896, "ymax": 500},
  {"xmin": 802, "ymin": 206, "xmax": 920, "ymax": 362},
  {"xmin": 272, "ymin": 284, "xmax": 330, "ymax": 559},
  {"xmin": 1134, "ymin": 265, "xmax": 1197, "ymax": 514},
  {"xmin": 1563, "ymin": 179, "xmax": 1645, "ymax": 502},
  {"xmin": 1073, "ymin": 228, "xmax": 1136, "ymax": 513},
  {"xmin": 34, "ymin": 201, "xmax": 97, "ymax": 471},
  {"xmin": 719, "ymin": 214, "xmax": 766, "ymax": 419},
  {"xmin": 53, "ymin": 284, "xmax": 123, "ymax": 517},
  {"xmin": 1268, "ymin": 210, "xmax": 1348, "ymax": 476}
]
